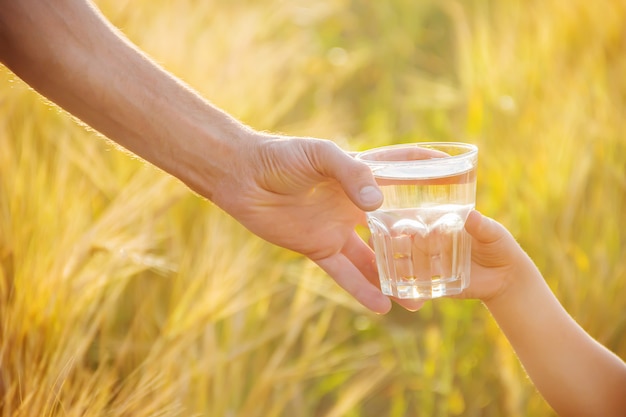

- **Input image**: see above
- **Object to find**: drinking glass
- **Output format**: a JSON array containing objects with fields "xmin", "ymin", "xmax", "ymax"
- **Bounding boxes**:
[{"xmin": 357, "ymin": 142, "xmax": 478, "ymax": 299}]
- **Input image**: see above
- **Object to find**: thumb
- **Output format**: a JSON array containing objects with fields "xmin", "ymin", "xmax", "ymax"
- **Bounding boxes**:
[
  {"xmin": 317, "ymin": 142, "xmax": 383, "ymax": 211},
  {"xmin": 465, "ymin": 210, "xmax": 510, "ymax": 244}
]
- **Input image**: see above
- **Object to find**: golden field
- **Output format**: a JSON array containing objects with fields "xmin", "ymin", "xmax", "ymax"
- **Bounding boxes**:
[{"xmin": 1, "ymin": 0, "xmax": 625, "ymax": 416}]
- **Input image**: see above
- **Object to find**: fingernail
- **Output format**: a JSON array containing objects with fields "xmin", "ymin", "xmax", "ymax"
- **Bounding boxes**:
[{"xmin": 360, "ymin": 186, "xmax": 383, "ymax": 206}]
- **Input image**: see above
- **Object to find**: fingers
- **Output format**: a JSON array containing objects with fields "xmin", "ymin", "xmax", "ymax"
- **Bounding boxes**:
[
  {"xmin": 340, "ymin": 232, "xmax": 379, "ymax": 285},
  {"xmin": 313, "ymin": 141, "xmax": 383, "ymax": 211},
  {"xmin": 315, "ymin": 253, "xmax": 392, "ymax": 314},
  {"xmin": 308, "ymin": 141, "xmax": 429, "ymax": 313},
  {"xmin": 340, "ymin": 232, "xmax": 426, "ymax": 313}
]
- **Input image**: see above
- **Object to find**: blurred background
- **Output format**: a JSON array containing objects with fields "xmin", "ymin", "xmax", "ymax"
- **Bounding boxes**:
[{"xmin": 1, "ymin": 0, "xmax": 625, "ymax": 416}]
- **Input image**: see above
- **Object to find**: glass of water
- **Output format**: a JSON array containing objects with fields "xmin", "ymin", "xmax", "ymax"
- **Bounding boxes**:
[{"xmin": 357, "ymin": 142, "xmax": 478, "ymax": 300}]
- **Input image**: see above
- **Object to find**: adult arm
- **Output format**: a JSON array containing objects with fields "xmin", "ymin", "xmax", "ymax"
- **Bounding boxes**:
[{"xmin": 0, "ymin": 0, "xmax": 400, "ymax": 313}]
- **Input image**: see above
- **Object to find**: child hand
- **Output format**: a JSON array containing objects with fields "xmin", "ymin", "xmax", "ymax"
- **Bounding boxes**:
[{"xmin": 456, "ymin": 210, "xmax": 535, "ymax": 303}]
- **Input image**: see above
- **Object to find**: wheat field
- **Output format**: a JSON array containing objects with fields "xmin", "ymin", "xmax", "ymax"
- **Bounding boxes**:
[{"xmin": 1, "ymin": 0, "xmax": 625, "ymax": 416}]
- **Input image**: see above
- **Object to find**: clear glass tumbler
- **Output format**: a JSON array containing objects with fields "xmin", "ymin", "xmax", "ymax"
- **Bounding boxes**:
[{"xmin": 357, "ymin": 142, "xmax": 478, "ymax": 299}]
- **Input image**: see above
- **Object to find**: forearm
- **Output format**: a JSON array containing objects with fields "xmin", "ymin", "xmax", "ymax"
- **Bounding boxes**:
[
  {"xmin": 0, "ymin": 0, "xmax": 254, "ymax": 201},
  {"xmin": 484, "ymin": 260, "xmax": 626, "ymax": 416}
]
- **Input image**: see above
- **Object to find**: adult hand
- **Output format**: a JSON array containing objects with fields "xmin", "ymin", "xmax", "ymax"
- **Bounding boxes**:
[
  {"xmin": 208, "ymin": 134, "xmax": 423, "ymax": 314},
  {"xmin": 0, "ymin": 0, "xmax": 420, "ymax": 314}
]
